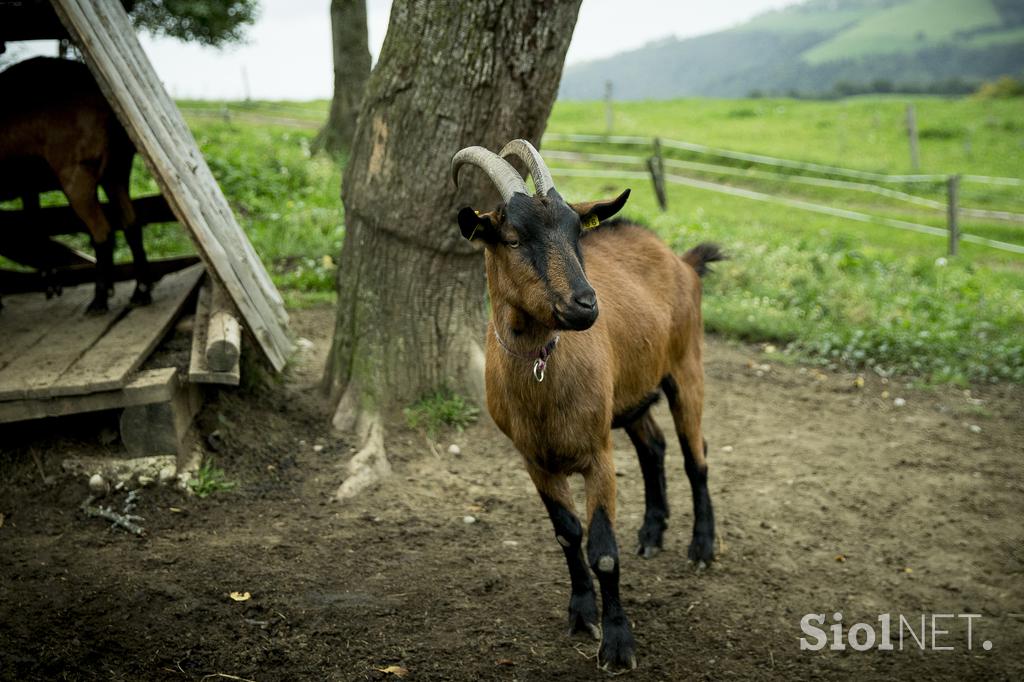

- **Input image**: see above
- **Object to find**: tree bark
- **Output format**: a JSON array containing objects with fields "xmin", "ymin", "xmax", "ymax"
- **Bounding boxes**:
[
  {"xmin": 324, "ymin": 0, "xmax": 582, "ymax": 427},
  {"xmin": 313, "ymin": 0, "xmax": 371, "ymax": 155}
]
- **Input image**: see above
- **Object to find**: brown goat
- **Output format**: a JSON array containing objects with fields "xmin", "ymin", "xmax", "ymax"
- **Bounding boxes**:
[
  {"xmin": 453, "ymin": 140, "xmax": 723, "ymax": 672},
  {"xmin": 0, "ymin": 56, "xmax": 151, "ymax": 312}
]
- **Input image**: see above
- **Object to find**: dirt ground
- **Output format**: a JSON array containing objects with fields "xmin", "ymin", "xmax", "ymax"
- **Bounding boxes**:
[{"xmin": 1, "ymin": 305, "xmax": 1022, "ymax": 681}]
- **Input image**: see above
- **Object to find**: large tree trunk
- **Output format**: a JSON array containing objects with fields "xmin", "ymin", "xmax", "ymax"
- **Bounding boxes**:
[
  {"xmin": 324, "ymin": 0, "xmax": 581, "ymax": 498},
  {"xmin": 312, "ymin": 0, "xmax": 371, "ymax": 155}
]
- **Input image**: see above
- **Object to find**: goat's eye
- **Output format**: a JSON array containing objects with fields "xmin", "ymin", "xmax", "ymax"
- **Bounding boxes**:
[{"xmin": 507, "ymin": 239, "xmax": 520, "ymax": 249}]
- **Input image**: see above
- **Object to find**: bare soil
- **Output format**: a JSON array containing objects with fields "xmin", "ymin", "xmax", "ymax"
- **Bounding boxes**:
[{"xmin": 1, "ymin": 305, "xmax": 1022, "ymax": 681}]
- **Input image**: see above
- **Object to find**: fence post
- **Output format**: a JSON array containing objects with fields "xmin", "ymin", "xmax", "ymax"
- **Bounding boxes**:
[
  {"xmin": 647, "ymin": 137, "xmax": 667, "ymax": 211},
  {"xmin": 604, "ymin": 80, "xmax": 613, "ymax": 135},
  {"xmin": 906, "ymin": 104, "xmax": 920, "ymax": 172},
  {"xmin": 947, "ymin": 174, "xmax": 960, "ymax": 256}
]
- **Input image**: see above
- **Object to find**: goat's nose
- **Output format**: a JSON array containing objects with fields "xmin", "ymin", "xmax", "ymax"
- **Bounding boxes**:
[{"xmin": 573, "ymin": 291, "xmax": 597, "ymax": 310}]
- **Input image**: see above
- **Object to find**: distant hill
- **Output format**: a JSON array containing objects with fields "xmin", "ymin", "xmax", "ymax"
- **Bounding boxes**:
[{"xmin": 559, "ymin": 0, "xmax": 1024, "ymax": 99}]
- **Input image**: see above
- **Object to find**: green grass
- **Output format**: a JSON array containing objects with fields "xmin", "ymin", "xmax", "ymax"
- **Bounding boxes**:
[
  {"xmin": 4, "ymin": 95, "xmax": 1022, "ymax": 385},
  {"xmin": 188, "ymin": 459, "xmax": 237, "ymax": 498},
  {"xmin": 404, "ymin": 389, "xmax": 480, "ymax": 438}
]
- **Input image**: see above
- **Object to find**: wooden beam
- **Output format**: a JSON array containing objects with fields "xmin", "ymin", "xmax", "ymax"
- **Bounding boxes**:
[
  {"xmin": 51, "ymin": 0, "xmax": 292, "ymax": 371},
  {"xmin": 0, "ymin": 255, "xmax": 200, "ymax": 295},
  {"xmin": 0, "ymin": 194, "xmax": 176, "ymax": 236},
  {"xmin": 0, "ymin": 367, "xmax": 176, "ymax": 424}
]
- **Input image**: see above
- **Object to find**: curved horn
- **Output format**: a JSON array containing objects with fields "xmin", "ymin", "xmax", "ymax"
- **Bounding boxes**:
[
  {"xmin": 500, "ymin": 139, "xmax": 555, "ymax": 197},
  {"xmin": 451, "ymin": 146, "xmax": 528, "ymax": 203}
]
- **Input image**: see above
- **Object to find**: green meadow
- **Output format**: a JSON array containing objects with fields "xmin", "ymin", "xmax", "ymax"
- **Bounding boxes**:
[{"xmin": 4, "ymin": 96, "xmax": 1022, "ymax": 384}]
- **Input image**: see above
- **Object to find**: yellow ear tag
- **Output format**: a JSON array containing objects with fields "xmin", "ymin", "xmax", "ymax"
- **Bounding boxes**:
[{"xmin": 582, "ymin": 214, "xmax": 600, "ymax": 230}]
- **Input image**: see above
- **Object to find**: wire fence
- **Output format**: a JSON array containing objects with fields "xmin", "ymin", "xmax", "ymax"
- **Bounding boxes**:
[{"xmin": 541, "ymin": 133, "xmax": 1024, "ymax": 256}]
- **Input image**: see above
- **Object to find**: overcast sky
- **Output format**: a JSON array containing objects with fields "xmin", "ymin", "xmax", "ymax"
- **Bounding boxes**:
[{"xmin": 18, "ymin": 0, "xmax": 798, "ymax": 100}]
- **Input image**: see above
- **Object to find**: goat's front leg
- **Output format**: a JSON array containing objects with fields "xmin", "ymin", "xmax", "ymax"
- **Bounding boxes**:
[
  {"xmin": 584, "ymin": 456, "xmax": 638, "ymax": 672},
  {"xmin": 528, "ymin": 468, "xmax": 600, "ymax": 640}
]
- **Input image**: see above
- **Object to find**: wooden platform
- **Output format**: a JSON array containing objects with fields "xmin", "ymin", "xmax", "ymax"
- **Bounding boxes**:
[{"xmin": 0, "ymin": 263, "xmax": 203, "ymax": 404}]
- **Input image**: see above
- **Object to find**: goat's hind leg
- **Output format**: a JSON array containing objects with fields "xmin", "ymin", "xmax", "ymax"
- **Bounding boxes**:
[
  {"xmin": 529, "ymin": 468, "xmax": 600, "ymax": 640},
  {"xmin": 58, "ymin": 166, "xmax": 115, "ymax": 313},
  {"xmin": 662, "ymin": 368, "xmax": 716, "ymax": 565},
  {"xmin": 104, "ymin": 160, "xmax": 152, "ymax": 305},
  {"xmin": 626, "ymin": 409, "xmax": 669, "ymax": 558}
]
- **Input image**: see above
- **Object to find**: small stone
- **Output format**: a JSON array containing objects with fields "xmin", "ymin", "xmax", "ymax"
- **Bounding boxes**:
[
  {"xmin": 448, "ymin": 444, "xmax": 461, "ymax": 456},
  {"xmin": 893, "ymin": 397, "xmax": 906, "ymax": 407},
  {"xmin": 88, "ymin": 473, "xmax": 108, "ymax": 495},
  {"xmin": 463, "ymin": 515, "xmax": 477, "ymax": 524},
  {"xmin": 721, "ymin": 445, "xmax": 734, "ymax": 454},
  {"xmin": 502, "ymin": 540, "xmax": 519, "ymax": 547},
  {"xmin": 158, "ymin": 466, "xmax": 176, "ymax": 484},
  {"xmin": 312, "ymin": 444, "xmax": 324, "ymax": 453},
  {"xmin": 138, "ymin": 475, "xmax": 155, "ymax": 487},
  {"xmin": 295, "ymin": 337, "xmax": 315, "ymax": 351},
  {"xmin": 881, "ymin": 390, "xmax": 890, "ymax": 399},
  {"xmin": 968, "ymin": 424, "xmax": 982, "ymax": 434}
]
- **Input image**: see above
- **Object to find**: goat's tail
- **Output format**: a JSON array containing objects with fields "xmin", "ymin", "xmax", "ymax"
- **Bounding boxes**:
[{"xmin": 682, "ymin": 242, "xmax": 727, "ymax": 278}]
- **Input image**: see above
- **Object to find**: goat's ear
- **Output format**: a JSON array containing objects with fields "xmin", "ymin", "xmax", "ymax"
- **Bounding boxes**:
[
  {"xmin": 457, "ymin": 207, "xmax": 499, "ymax": 243},
  {"xmin": 571, "ymin": 189, "xmax": 631, "ymax": 229}
]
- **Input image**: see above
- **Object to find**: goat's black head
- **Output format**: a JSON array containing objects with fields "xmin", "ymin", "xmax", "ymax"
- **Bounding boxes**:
[{"xmin": 453, "ymin": 140, "xmax": 629, "ymax": 331}]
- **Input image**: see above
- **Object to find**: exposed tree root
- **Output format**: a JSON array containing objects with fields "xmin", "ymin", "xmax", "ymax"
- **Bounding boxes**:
[{"xmin": 332, "ymin": 386, "xmax": 391, "ymax": 502}]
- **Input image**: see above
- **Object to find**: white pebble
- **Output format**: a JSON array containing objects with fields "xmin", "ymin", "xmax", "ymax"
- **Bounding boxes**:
[
  {"xmin": 463, "ymin": 515, "xmax": 477, "ymax": 524},
  {"xmin": 88, "ymin": 473, "xmax": 108, "ymax": 494},
  {"xmin": 158, "ymin": 466, "xmax": 177, "ymax": 484},
  {"xmin": 502, "ymin": 540, "xmax": 519, "ymax": 547},
  {"xmin": 312, "ymin": 444, "xmax": 324, "ymax": 453},
  {"xmin": 893, "ymin": 397, "xmax": 906, "ymax": 407},
  {"xmin": 137, "ymin": 475, "xmax": 155, "ymax": 487},
  {"xmin": 721, "ymin": 445, "xmax": 734, "ymax": 454},
  {"xmin": 295, "ymin": 337, "xmax": 315, "ymax": 350},
  {"xmin": 448, "ymin": 444, "xmax": 461, "ymax": 456},
  {"xmin": 968, "ymin": 424, "xmax": 982, "ymax": 434}
]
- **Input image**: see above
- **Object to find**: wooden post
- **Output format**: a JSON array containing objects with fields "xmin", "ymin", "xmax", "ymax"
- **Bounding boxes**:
[
  {"xmin": 604, "ymin": 80, "xmax": 613, "ymax": 135},
  {"xmin": 647, "ymin": 137, "xmax": 667, "ymax": 211},
  {"xmin": 906, "ymin": 104, "xmax": 920, "ymax": 172},
  {"xmin": 947, "ymin": 174, "xmax": 960, "ymax": 256}
]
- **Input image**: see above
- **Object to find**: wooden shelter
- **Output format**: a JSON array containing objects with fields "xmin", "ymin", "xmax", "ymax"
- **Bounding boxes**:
[{"xmin": 0, "ymin": 0, "xmax": 293, "ymax": 469}]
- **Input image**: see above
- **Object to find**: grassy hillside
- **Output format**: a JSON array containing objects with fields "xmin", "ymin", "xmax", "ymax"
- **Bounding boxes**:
[
  {"xmin": 802, "ymin": 0, "xmax": 1002, "ymax": 63},
  {"xmin": 559, "ymin": 0, "xmax": 1024, "ymax": 98}
]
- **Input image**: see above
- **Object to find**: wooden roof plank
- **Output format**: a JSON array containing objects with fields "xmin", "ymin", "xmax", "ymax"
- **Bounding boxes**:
[
  {"xmin": 68, "ymin": 0, "xmax": 288, "ymax": 356},
  {"xmin": 50, "ymin": 0, "xmax": 292, "ymax": 371}
]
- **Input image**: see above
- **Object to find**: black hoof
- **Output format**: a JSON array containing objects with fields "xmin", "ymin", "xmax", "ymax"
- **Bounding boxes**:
[
  {"xmin": 130, "ymin": 284, "xmax": 153, "ymax": 306},
  {"xmin": 86, "ymin": 299, "xmax": 109, "ymax": 315},
  {"xmin": 568, "ymin": 590, "xmax": 600, "ymax": 640},
  {"xmin": 598, "ymin": 619, "xmax": 637, "ymax": 673},
  {"xmin": 687, "ymin": 530, "xmax": 715, "ymax": 564},
  {"xmin": 636, "ymin": 544, "xmax": 661, "ymax": 559},
  {"xmin": 636, "ymin": 514, "xmax": 666, "ymax": 560}
]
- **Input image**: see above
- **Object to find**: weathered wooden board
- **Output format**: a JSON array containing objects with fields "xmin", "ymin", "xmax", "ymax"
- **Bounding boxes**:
[
  {"xmin": 0, "ymin": 263, "xmax": 202, "ymax": 400},
  {"xmin": 189, "ymin": 281, "xmax": 240, "ymax": 386},
  {"xmin": 48, "ymin": 263, "xmax": 203, "ymax": 397},
  {"xmin": 0, "ymin": 284, "xmax": 94, "ymax": 375},
  {"xmin": 51, "ymin": 0, "xmax": 292, "ymax": 371},
  {"xmin": 0, "ymin": 287, "xmax": 133, "ymax": 400},
  {"xmin": 0, "ymin": 367, "xmax": 176, "ymax": 425}
]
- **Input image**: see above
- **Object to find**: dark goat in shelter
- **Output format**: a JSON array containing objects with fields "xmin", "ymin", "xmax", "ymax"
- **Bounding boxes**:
[
  {"xmin": 0, "ymin": 56, "xmax": 151, "ymax": 311},
  {"xmin": 453, "ymin": 140, "xmax": 724, "ymax": 672}
]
